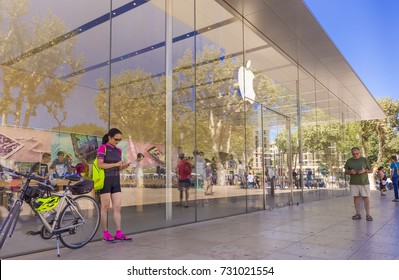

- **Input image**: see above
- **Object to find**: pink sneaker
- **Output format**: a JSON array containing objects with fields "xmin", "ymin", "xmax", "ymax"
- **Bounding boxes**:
[
  {"xmin": 115, "ymin": 230, "xmax": 132, "ymax": 241},
  {"xmin": 102, "ymin": 231, "xmax": 115, "ymax": 242}
]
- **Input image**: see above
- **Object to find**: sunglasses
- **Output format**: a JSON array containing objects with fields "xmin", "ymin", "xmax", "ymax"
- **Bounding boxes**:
[
  {"xmin": 113, "ymin": 138, "xmax": 122, "ymax": 142},
  {"xmin": 352, "ymin": 153, "xmax": 359, "ymax": 156}
]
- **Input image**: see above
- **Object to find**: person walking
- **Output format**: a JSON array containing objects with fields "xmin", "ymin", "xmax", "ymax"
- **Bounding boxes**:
[
  {"xmin": 133, "ymin": 153, "xmax": 145, "ymax": 188},
  {"xmin": 133, "ymin": 153, "xmax": 145, "ymax": 212},
  {"xmin": 247, "ymin": 172, "xmax": 254, "ymax": 189},
  {"xmin": 97, "ymin": 128, "xmax": 132, "ymax": 242},
  {"xmin": 204, "ymin": 163, "xmax": 214, "ymax": 195},
  {"xmin": 389, "ymin": 155, "xmax": 399, "ymax": 202},
  {"xmin": 194, "ymin": 151, "xmax": 206, "ymax": 189},
  {"xmin": 292, "ymin": 169, "xmax": 299, "ymax": 189},
  {"xmin": 344, "ymin": 147, "xmax": 373, "ymax": 221},
  {"xmin": 237, "ymin": 160, "xmax": 245, "ymax": 187},
  {"xmin": 377, "ymin": 166, "xmax": 387, "ymax": 196}
]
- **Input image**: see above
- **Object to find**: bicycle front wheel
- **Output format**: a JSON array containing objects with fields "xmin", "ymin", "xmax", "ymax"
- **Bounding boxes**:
[
  {"xmin": 0, "ymin": 201, "xmax": 22, "ymax": 250},
  {"xmin": 58, "ymin": 195, "xmax": 100, "ymax": 249}
]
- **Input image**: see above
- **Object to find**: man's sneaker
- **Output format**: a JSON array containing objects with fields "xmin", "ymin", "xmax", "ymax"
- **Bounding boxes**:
[
  {"xmin": 115, "ymin": 230, "xmax": 132, "ymax": 241},
  {"xmin": 102, "ymin": 231, "xmax": 115, "ymax": 242}
]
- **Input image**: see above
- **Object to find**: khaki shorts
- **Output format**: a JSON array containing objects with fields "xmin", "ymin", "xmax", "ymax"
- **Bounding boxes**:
[{"xmin": 350, "ymin": 184, "xmax": 370, "ymax": 197}]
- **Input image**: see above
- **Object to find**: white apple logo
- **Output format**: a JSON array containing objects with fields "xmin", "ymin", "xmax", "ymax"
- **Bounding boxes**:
[{"xmin": 238, "ymin": 60, "xmax": 256, "ymax": 104}]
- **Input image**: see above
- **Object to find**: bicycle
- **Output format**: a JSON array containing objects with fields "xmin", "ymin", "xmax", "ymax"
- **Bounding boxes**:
[{"xmin": 0, "ymin": 165, "xmax": 100, "ymax": 257}]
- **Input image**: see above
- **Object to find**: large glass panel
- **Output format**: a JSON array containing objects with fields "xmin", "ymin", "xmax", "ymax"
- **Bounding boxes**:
[
  {"xmin": 245, "ymin": 102, "xmax": 263, "ymax": 212},
  {"xmin": 326, "ymin": 92, "xmax": 352, "ymax": 198},
  {"xmin": 299, "ymin": 74, "xmax": 333, "ymax": 203},
  {"xmin": 241, "ymin": 21, "xmax": 297, "ymax": 209},
  {"xmin": 170, "ymin": 0, "xmax": 196, "ymax": 223},
  {"xmin": 298, "ymin": 69, "xmax": 353, "ymax": 203},
  {"xmin": 106, "ymin": 0, "xmax": 199, "ymax": 232},
  {"xmin": 0, "ymin": 0, "xmax": 111, "ymax": 257},
  {"xmin": 106, "ymin": 0, "xmax": 171, "ymax": 234},
  {"xmin": 195, "ymin": 0, "xmax": 247, "ymax": 220},
  {"xmin": 262, "ymin": 109, "xmax": 291, "ymax": 208}
]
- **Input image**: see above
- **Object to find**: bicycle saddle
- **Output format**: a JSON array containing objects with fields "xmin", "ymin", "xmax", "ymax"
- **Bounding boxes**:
[{"xmin": 64, "ymin": 174, "xmax": 82, "ymax": 181}]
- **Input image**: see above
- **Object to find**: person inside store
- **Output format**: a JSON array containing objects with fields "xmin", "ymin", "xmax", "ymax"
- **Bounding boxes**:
[
  {"xmin": 50, "ymin": 150, "xmax": 74, "ymax": 175},
  {"xmin": 30, "ymin": 152, "xmax": 52, "ymax": 180},
  {"xmin": 156, "ymin": 166, "xmax": 162, "ymax": 178},
  {"xmin": 97, "ymin": 128, "xmax": 132, "ymax": 242},
  {"xmin": 344, "ymin": 147, "xmax": 373, "ymax": 221},
  {"xmin": 75, "ymin": 157, "xmax": 89, "ymax": 177}
]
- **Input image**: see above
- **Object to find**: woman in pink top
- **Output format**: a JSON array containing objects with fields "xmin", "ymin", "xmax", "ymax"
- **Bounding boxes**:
[{"xmin": 97, "ymin": 128, "xmax": 131, "ymax": 242}]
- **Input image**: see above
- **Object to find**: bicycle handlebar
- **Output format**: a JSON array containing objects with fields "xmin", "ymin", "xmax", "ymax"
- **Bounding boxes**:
[
  {"xmin": 0, "ymin": 165, "xmax": 57, "ymax": 191},
  {"xmin": 37, "ymin": 180, "xmax": 55, "ymax": 192},
  {"xmin": 0, "ymin": 165, "xmax": 27, "ymax": 178}
]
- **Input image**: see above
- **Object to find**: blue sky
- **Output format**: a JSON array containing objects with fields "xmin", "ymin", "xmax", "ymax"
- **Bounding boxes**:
[{"xmin": 303, "ymin": 0, "xmax": 399, "ymax": 100}]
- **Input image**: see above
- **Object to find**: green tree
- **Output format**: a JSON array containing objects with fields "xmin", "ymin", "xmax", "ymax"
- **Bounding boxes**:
[
  {"xmin": 361, "ymin": 98, "xmax": 399, "ymax": 167},
  {"xmin": 275, "ymin": 127, "xmax": 299, "ymax": 168},
  {"xmin": 95, "ymin": 68, "xmax": 166, "ymax": 143},
  {"xmin": 0, "ymin": 0, "xmax": 82, "ymax": 127}
]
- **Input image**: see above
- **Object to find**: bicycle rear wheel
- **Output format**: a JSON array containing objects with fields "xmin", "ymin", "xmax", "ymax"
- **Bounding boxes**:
[
  {"xmin": 0, "ymin": 201, "xmax": 22, "ymax": 250},
  {"xmin": 58, "ymin": 195, "xmax": 100, "ymax": 249}
]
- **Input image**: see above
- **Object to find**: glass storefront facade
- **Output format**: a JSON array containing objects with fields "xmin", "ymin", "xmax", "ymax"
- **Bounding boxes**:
[{"xmin": 0, "ymin": 0, "xmax": 377, "ymax": 257}]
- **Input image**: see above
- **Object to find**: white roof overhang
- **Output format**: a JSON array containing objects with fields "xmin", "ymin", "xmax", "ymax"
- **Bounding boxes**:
[{"xmin": 218, "ymin": 0, "xmax": 386, "ymax": 120}]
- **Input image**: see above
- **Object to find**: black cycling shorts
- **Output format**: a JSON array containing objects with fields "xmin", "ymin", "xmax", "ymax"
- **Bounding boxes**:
[{"xmin": 100, "ymin": 175, "xmax": 121, "ymax": 194}]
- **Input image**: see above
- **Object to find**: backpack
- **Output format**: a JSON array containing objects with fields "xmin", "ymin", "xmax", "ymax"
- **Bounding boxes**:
[
  {"xmin": 92, "ymin": 147, "xmax": 106, "ymax": 191},
  {"xmin": 179, "ymin": 160, "xmax": 192, "ymax": 180},
  {"xmin": 184, "ymin": 161, "xmax": 192, "ymax": 177}
]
